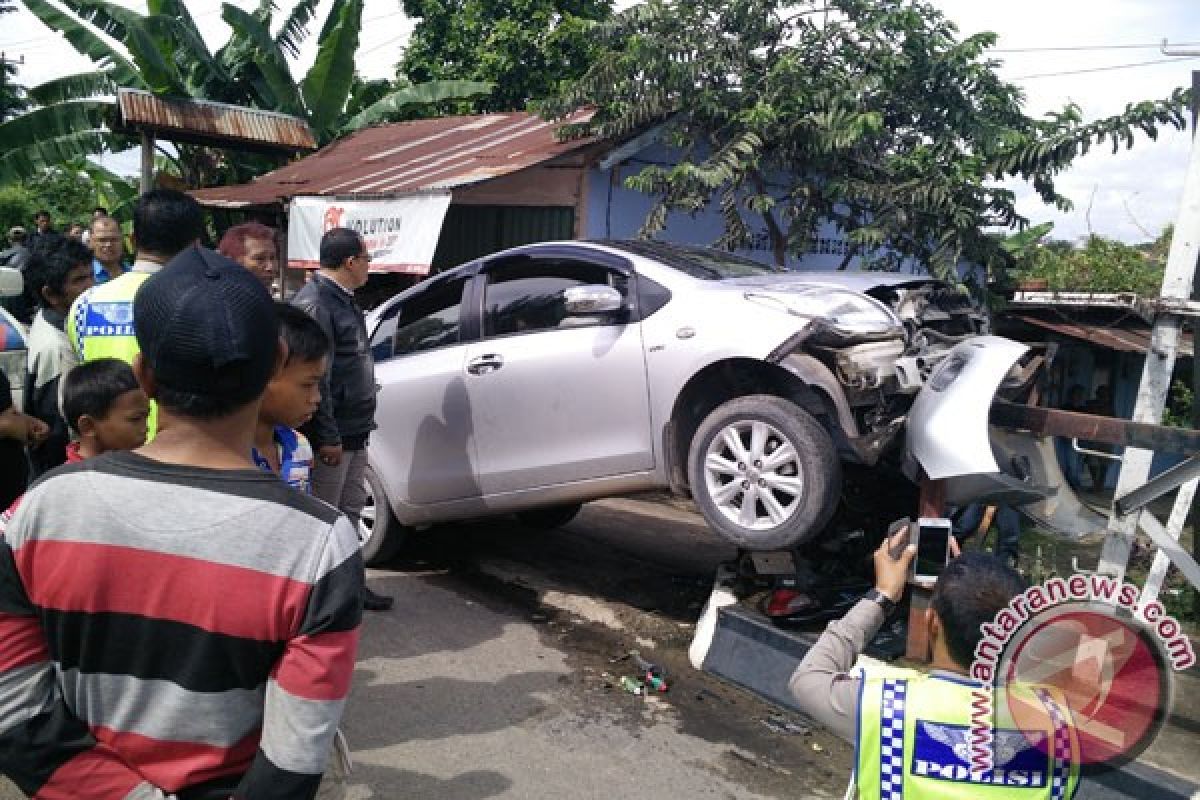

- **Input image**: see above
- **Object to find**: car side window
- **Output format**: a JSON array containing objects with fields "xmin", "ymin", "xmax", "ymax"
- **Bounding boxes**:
[
  {"xmin": 483, "ymin": 258, "xmax": 630, "ymax": 337},
  {"xmin": 391, "ymin": 277, "xmax": 468, "ymax": 357},
  {"xmin": 370, "ymin": 302, "xmax": 403, "ymax": 361}
]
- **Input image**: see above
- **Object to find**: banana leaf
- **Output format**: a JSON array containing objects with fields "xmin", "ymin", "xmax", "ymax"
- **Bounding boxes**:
[
  {"xmin": 275, "ymin": 0, "xmax": 322, "ymax": 58},
  {"xmin": 28, "ymin": 71, "xmax": 118, "ymax": 106},
  {"xmin": 301, "ymin": 0, "xmax": 363, "ymax": 138},
  {"xmin": 18, "ymin": 0, "xmax": 145, "ymax": 89},
  {"xmin": 340, "ymin": 80, "xmax": 494, "ymax": 133},
  {"xmin": 220, "ymin": 3, "xmax": 305, "ymax": 116}
]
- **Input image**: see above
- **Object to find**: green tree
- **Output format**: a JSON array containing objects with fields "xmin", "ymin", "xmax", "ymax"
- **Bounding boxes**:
[
  {"xmin": 544, "ymin": 0, "xmax": 1190, "ymax": 279},
  {"xmin": 20, "ymin": 167, "xmax": 99, "ymax": 226},
  {"xmin": 398, "ymin": 0, "xmax": 611, "ymax": 113},
  {"xmin": 1012, "ymin": 233, "xmax": 1167, "ymax": 295},
  {"xmin": 0, "ymin": 0, "xmax": 29, "ymax": 120},
  {"xmin": 1, "ymin": 0, "xmax": 492, "ymax": 186},
  {"xmin": 0, "ymin": 184, "xmax": 36, "ymax": 234}
]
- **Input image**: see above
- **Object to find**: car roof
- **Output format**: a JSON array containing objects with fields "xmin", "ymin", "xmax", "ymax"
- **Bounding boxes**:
[{"xmin": 391, "ymin": 240, "xmax": 945, "ymax": 306}]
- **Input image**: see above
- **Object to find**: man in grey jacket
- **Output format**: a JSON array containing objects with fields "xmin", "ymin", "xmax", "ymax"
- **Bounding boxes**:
[{"xmin": 292, "ymin": 227, "xmax": 393, "ymax": 611}]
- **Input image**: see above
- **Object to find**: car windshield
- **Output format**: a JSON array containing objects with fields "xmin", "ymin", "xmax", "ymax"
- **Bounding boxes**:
[{"xmin": 600, "ymin": 240, "xmax": 778, "ymax": 281}]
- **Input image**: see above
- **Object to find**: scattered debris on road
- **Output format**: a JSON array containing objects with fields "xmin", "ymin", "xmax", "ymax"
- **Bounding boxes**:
[{"xmin": 760, "ymin": 713, "xmax": 812, "ymax": 736}]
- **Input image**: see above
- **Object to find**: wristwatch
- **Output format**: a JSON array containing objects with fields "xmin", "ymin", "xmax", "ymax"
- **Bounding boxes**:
[{"xmin": 864, "ymin": 588, "xmax": 898, "ymax": 617}]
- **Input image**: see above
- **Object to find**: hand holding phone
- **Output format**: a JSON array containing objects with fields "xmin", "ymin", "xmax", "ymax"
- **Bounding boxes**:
[
  {"xmin": 873, "ymin": 526, "xmax": 916, "ymax": 602},
  {"xmin": 912, "ymin": 517, "xmax": 953, "ymax": 584}
]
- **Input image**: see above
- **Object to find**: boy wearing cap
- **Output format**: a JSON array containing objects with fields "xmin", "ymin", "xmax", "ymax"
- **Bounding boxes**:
[{"xmin": 0, "ymin": 248, "xmax": 363, "ymax": 799}]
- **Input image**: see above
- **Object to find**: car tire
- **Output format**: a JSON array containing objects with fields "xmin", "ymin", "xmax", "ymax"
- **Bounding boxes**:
[
  {"xmin": 688, "ymin": 395, "xmax": 841, "ymax": 550},
  {"xmin": 359, "ymin": 465, "xmax": 406, "ymax": 566},
  {"xmin": 515, "ymin": 503, "xmax": 583, "ymax": 530}
]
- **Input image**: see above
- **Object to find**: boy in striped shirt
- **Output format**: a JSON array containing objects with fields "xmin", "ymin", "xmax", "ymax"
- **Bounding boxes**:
[{"xmin": 0, "ymin": 247, "xmax": 363, "ymax": 799}]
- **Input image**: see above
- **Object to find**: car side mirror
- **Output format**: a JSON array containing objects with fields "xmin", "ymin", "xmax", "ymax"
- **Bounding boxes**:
[
  {"xmin": 563, "ymin": 285, "xmax": 623, "ymax": 316},
  {"xmin": 0, "ymin": 268, "xmax": 22, "ymax": 299}
]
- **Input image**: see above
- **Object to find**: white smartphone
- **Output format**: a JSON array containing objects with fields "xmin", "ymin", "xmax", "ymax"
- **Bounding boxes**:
[{"xmin": 912, "ymin": 517, "xmax": 952, "ymax": 582}]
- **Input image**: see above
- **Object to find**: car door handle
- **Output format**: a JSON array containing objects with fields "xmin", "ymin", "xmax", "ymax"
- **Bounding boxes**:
[{"xmin": 466, "ymin": 354, "xmax": 504, "ymax": 375}]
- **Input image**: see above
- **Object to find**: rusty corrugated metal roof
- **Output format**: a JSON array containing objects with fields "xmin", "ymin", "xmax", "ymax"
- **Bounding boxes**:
[
  {"xmin": 1010, "ymin": 313, "xmax": 1194, "ymax": 358},
  {"xmin": 116, "ymin": 89, "xmax": 316, "ymax": 152},
  {"xmin": 190, "ymin": 110, "xmax": 597, "ymax": 208}
]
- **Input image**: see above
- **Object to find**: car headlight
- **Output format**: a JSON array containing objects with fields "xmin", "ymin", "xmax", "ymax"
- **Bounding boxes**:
[
  {"xmin": 744, "ymin": 287, "xmax": 901, "ymax": 335},
  {"xmin": 928, "ymin": 352, "xmax": 967, "ymax": 391}
]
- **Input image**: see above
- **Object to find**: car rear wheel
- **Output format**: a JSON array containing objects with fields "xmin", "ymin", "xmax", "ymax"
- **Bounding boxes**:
[
  {"xmin": 359, "ymin": 466, "xmax": 407, "ymax": 566},
  {"xmin": 688, "ymin": 395, "xmax": 841, "ymax": 550},
  {"xmin": 515, "ymin": 503, "xmax": 583, "ymax": 530}
]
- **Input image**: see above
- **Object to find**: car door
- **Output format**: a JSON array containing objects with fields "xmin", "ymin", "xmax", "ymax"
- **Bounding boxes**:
[
  {"xmin": 465, "ymin": 253, "xmax": 655, "ymax": 495},
  {"xmin": 370, "ymin": 274, "xmax": 483, "ymax": 505}
]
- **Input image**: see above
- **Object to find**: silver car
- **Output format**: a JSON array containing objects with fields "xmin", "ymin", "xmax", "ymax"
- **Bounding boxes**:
[{"xmin": 358, "ymin": 240, "xmax": 997, "ymax": 563}]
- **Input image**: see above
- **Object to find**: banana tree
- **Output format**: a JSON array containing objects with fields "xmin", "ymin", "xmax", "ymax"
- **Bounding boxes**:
[{"xmin": 1, "ymin": 0, "xmax": 492, "ymax": 185}]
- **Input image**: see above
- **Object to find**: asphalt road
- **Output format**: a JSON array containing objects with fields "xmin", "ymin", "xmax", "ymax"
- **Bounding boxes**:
[{"xmin": 0, "ymin": 497, "xmax": 854, "ymax": 799}]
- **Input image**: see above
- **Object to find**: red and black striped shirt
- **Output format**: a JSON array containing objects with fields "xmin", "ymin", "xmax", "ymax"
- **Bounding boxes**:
[{"xmin": 0, "ymin": 451, "xmax": 363, "ymax": 799}]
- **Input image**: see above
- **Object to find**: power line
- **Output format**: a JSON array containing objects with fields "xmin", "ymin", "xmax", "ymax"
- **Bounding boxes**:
[
  {"xmin": 1013, "ymin": 56, "xmax": 1200, "ymax": 80},
  {"xmin": 994, "ymin": 41, "xmax": 1200, "ymax": 53}
]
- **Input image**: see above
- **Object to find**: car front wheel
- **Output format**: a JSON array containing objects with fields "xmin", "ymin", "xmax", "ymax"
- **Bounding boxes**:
[
  {"xmin": 688, "ymin": 395, "xmax": 841, "ymax": 550},
  {"xmin": 359, "ymin": 465, "xmax": 407, "ymax": 566}
]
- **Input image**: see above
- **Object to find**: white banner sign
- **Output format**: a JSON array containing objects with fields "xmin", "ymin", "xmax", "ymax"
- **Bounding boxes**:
[{"xmin": 287, "ymin": 193, "xmax": 452, "ymax": 275}]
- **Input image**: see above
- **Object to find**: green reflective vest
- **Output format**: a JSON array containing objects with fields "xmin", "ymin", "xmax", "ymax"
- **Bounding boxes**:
[
  {"xmin": 67, "ymin": 271, "xmax": 158, "ymax": 437},
  {"xmin": 856, "ymin": 668, "xmax": 1080, "ymax": 800}
]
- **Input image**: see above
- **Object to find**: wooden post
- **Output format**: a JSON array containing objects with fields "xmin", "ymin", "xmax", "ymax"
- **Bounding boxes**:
[
  {"xmin": 905, "ymin": 477, "xmax": 946, "ymax": 662},
  {"xmin": 277, "ymin": 206, "xmax": 288, "ymax": 300},
  {"xmin": 140, "ymin": 131, "xmax": 155, "ymax": 194}
]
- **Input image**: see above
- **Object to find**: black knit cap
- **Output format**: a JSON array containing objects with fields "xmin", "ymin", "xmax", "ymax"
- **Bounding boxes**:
[{"xmin": 134, "ymin": 245, "xmax": 279, "ymax": 405}]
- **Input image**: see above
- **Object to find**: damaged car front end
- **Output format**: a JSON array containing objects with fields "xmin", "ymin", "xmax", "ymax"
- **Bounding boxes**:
[{"xmin": 757, "ymin": 275, "xmax": 992, "ymax": 469}]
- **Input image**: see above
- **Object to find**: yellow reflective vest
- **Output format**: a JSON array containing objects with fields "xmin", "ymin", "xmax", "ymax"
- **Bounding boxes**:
[
  {"xmin": 67, "ymin": 271, "xmax": 158, "ymax": 437},
  {"xmin": 856, "ymin": 668, "xmax": 1080, "ymax": 800}
]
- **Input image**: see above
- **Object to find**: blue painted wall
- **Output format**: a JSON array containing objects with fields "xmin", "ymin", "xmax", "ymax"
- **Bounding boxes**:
[{"xmin": 582, "ymin": 144, "xmax": 933, "ymax": 275}]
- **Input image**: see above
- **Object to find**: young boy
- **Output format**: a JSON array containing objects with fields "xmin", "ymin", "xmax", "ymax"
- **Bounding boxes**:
[
  {"xmin": 23, "ymin": 234, "xmax": 95, "ymax": 474},
  {"xmin": 60, "ymin": 358, "xmax": 150, "ymax": 462},
  {"xmin": 253, "ymin": 303, "xmax": 331, "ymax": 493}
]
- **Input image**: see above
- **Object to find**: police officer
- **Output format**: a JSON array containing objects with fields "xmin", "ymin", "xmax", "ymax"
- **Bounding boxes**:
[
  {"xmin": 789, "ymin": 535, "xmax": 1081, "ymax": 799},
  {"xmin": 67, "ymin": 190, "xmax": 203, "ymax": 437}
]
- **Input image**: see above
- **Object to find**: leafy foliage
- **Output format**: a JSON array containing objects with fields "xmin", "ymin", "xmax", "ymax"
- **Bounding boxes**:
[
  {"xmin": 544, "ymin": 0, "xmax": 1191, "ymax": 278},
  {"xmin": 0, "ymin": 0, "xmax": 30, "ymax": 121},
  {"xmin": 2, "ymin": 0, "xmax": 492, "ymax": 186},
  {"xmin": 23, "ymin": 168, "xmax": 101, "ymax": 226},
  {"xmin": 1163, "ymin": 380, "xmax": 1195, "ymax": 429},
  {"xmin": 1006, "ymin": 224, "xmax": 1172, "ymax": 296},
  {"xmin": 0, "ymin": 184, "xmax": 36, "ymax": 235},
  {"xmin": 398, "ymin": 0, "xmax": 611, "ymax": 113}
]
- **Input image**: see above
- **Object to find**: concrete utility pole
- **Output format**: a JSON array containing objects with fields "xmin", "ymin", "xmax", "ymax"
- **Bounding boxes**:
[
  {"xmin": 1098, "ymin": 44, "xmax": 1200, "ymax": 595},
  {"xmin": 1161, "ymin": 44, "xmax": 1200, "ymax": 606}
]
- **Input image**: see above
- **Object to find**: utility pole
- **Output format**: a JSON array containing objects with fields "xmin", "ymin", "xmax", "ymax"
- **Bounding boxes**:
[
  {"xmin": 1103, "ymin": 44, "xmax": 1200, "ymax": 612},
  {"xmin": 1161, "ymin": 43, "xmax": 1200, "ymax": 610}
]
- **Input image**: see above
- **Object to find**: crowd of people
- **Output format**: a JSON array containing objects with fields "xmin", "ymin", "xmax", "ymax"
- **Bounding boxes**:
[
  {"xmin": 0, "ymin": 189, "xmax": 392, "ymax": 798},
  {"xmin": 0, "ymin": 191, "xmax": 1096, "ymax": 799}
]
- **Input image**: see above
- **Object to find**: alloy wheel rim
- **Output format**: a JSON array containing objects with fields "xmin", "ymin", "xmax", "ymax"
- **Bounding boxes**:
[
  {"xmin": 358, "ymin": 482, "xmax": 376, "ymax": 549},
  {"xmin": 704, "ymin": 420, "xmax": 803, "ymax": 531}
]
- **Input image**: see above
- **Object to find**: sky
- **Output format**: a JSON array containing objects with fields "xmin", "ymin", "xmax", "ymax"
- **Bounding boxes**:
[{"xmin": 2, "ymin": 0, "xmax": 1199, "ymax": 243}]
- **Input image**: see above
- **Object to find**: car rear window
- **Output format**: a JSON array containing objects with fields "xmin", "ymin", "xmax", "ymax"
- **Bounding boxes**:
[{"xmin": 600, "ymin": 240, "xmax": 777, "ymax": 280}]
